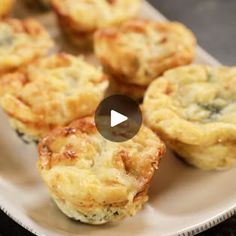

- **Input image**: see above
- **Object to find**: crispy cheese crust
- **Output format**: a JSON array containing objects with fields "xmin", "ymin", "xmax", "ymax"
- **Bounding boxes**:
[
  {"xmin": 0, "ymin": 18, "xmax": 54, "ymax": 75},
  {"xmin": 95, "ymin": 19, "xmax": 196, "ymax": 86},
  {"xmin": 143, "ymin": 65, "xmax": 236, "ymax": 170},
  {"xmin": 37, "ymin": 116, "xmax": 165, "ymax": 224},
  {"xmin": 0, "ymin": 0, "xmax": 15, "ymax": 17},
  {"xmin": 51, "ymin": 0, "xmax": 141, "ymax": 48},
  {"xmin": 0, "ymin": 53, "xmax": 108, "ymax": 141}
]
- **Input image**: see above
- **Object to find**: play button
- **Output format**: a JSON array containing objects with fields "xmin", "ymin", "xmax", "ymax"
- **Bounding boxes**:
[
  {"xmin": 95, "ymin": 95, "xmax": 142, "ymax": 142},
  {"xmin": 110, "ymin": 110, "xmax": 128, "ymax": 127}
]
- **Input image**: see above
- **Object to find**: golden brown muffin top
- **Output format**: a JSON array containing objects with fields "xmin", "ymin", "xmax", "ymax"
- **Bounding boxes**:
[
  {"xmin": 51, "ymin": 0, "xmax": 141, "ymax": 31},
  {"xmin": 0, "ymin": 0, "xmax": 14, "ymax": 17},
  {"xmin": 143, "ymin": 65, "xmax": 236, "ymax": 145},
  {"xmin": 0, "ymin": 53, "xmax": 108, "ymax": 140},
  {"xmin": 95, "ymin": 19, "xmax": 196, "ymax": 86},
  {"xmin": 0, "ymin": 18, "xmax": 54, "ymax": 74},
  {"xmin": 38, "ymin": 116, "xmax": 165, "ymax": 207}
]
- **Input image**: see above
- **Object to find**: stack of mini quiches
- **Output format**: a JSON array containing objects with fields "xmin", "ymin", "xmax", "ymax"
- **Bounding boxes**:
[
  {"xmin": 0, "ymin": 2, "xmax": 168, "ymax": 225},
  {"xmin": 49, "ymin": 1, "xmax": 196, "ymax": 100},
  {"xmin": 1, "ymin": 0, "xmax": 235, "ymax": 228},
  {"xmin": 0, "ymin": 16, "xmax": 108, "ymax": 143},
  {"xmin": 92, "ymin": 7, "xmax": 236, "ymax": 171}
]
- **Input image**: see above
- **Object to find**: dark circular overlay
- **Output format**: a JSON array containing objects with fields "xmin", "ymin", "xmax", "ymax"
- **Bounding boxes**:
[{"xmin": 95, "ymin": 95, "xmax": 142, "ymax": 142}]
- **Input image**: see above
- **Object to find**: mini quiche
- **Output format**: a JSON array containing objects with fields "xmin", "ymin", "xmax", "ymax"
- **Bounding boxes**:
[
  {"xmin": 51, "ymin": 0, "xmax": 141, "ymax": 48},
  {"xmin": 37, "ymin": 116, "xmax": 165, "ymax": 224},
  {"xmin": 0, "ymin": 53, "xmax": 108, "ymax": 142},
  {"xmin": 0, "ymin": 0, "xmax": 15, "ymax": 17},
  {"xmin": 0, "ymin": 18, "xmax": 54, "ymax": 75},
  {"xmin": 143, "ymin": 65, "xmax": 236, "ymax": 171},
  {"xmin": 95, "ymin": 19, "xmax": 196, "ymax": 87}
]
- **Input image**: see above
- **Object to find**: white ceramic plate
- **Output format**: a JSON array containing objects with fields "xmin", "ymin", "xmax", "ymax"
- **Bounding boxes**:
[{"xmin": 1, "ymin": 1, "xmax": 235, "ymax": 236}]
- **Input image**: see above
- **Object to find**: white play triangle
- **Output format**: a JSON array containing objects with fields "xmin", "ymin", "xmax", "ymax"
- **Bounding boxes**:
[{"xmin": 110, "ymin": 110, "xmax": 128, "ymax": 127}]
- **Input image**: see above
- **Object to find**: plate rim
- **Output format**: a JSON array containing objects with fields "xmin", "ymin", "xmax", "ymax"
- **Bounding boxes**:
[
  {"xmin": 1, "ymin": 1, "xmax": 235, "ymax": 236},
  {"xmin": 175, "ymin": 205, "xmax": 236, "ymax": 236},
  {"xmin": 1, "ymin": 200, "xmax": 236, "ymax": 236}
]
